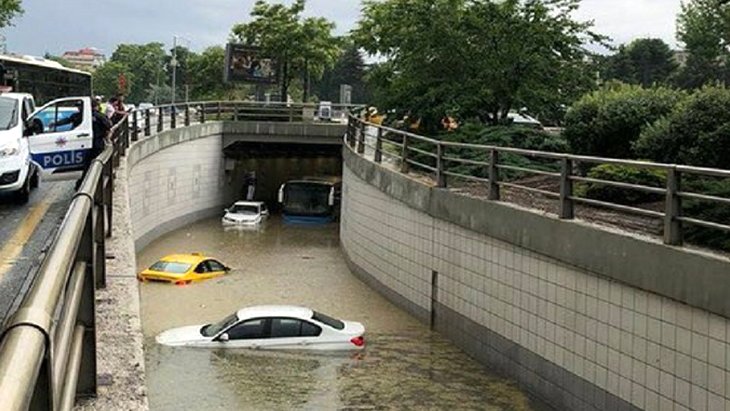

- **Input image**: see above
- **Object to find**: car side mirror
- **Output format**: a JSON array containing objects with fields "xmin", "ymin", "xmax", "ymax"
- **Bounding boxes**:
[
  {"xmin": 224, "ymin": 266, "xmax": 232, "ymax": 272},
  {"xmin": 218, "ymin": 333, "xmax": 230, "ymax": 342},
  {"xmin": 224, "ymin": 208, "xmax": 229, "ymax": 213}
]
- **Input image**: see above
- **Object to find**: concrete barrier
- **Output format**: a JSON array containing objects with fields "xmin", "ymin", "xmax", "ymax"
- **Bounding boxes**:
[{"xmin": 341, "ymin": 145, "xmax": 730, "ymax": 411}]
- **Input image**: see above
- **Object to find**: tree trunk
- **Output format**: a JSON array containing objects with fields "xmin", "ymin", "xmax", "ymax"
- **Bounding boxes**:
[
  {"xmin": 303, "ymin": 59, "xmax": 310, "ymax": 103},
  {"xmin": 280, "ymin": 60, "xmax": 289, "ymax": 102}
]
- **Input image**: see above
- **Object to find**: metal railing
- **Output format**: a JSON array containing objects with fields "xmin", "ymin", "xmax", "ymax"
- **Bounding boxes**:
[
  {"xmin": 130, "ymin": 101, "xmax": 356, "ymax": 143},
  {"xmin": 0, "ymin": 115, "xmax": 128, "ymax": 411},
  {"xmin": 346, "ymin": 114, "xmax": 730, "ymax": 248}
]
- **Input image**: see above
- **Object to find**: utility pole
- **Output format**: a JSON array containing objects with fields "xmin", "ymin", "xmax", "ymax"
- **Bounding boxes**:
[{"xmin": 171, "ymin": 36, "xmax": 178, "ymax": 106}]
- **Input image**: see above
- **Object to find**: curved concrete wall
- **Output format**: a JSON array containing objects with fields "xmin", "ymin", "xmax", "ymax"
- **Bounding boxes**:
[
  {"xmin": 126, "ymin": 123, "xmax": 235, "ymax": 250},
  {"xmin": 341, "ymin": 146, "xmax": 730, "ymax": 411}
]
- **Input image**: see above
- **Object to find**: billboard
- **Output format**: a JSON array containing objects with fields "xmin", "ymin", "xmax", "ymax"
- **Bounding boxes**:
[{"xmin": 224, "ymin": 44, "xmax": 277, "ymax": 84}]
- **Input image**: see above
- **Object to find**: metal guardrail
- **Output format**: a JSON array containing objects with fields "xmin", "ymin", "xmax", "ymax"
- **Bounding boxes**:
[
  {"xmin": 130, "ymin": 101, "xmax": 357, "ymax": 142},
  {"xmin": 0, "ymin": 114, "xmax": 128, "ymax": 411},
  {"xmin": 346, "ymin": 114, "xmax": 730, "ymax": 247}
]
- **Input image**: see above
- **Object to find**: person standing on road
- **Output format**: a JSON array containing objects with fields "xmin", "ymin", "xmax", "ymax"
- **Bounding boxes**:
[{"xmin": 76, "ymin": 99, "xmax": 112, "ymax": 190}]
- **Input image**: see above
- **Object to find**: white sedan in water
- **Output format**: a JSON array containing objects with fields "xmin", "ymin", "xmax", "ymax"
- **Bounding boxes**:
[
  {"xmin": 221, "ymin": 201, "xmax": 269, "ymax": 226},
  {"xmin": 156, "ymin": 305, "xmax": 366, "ymax": 351}
]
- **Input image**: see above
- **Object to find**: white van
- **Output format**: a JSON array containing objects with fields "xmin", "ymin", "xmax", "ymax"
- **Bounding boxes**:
[
  {"xmin": 0, "ymin": 93, "xmax": 39, "ymax": 202},
  {"xmin": 0, "ymin": 95, "xmax": 96, "ymax": 202}
]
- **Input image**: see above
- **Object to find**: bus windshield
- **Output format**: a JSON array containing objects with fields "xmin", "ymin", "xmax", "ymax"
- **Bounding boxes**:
[
  {"xmin": 0, "ymin": 98, "xmax": 18, "ymax": 131},
  {"xmin": 283, "ymin": 183, "xmax": 332, "ymax": 216}
]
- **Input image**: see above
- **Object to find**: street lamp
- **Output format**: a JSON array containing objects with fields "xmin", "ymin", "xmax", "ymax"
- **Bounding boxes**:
[{"xmin": 171, "ymin": 35, "xmax": 191, "ymax": 106}]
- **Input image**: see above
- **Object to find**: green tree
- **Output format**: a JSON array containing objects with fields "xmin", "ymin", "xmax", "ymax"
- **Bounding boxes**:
[
  {"xmin": 0, "ymin": 0, "xmax": 22, "ymax": 28},
  {"xmin": 108, "ymin": 43, "xmax": 167, "ymax": 102},
  {"xmin": 92, "ymin": 61, "xmax": 133, "ymax": 98},
  {"xmin": 231, "ymin": 0, "xmax": 339, "ymax": 101},
  {"xmin": 354, "ymin": 0, "xmax": 605, "ymax": 131},
  {"xmin": 675, "ymin": 0, "xmax": 730, "ymax": 88},
  {"xmin": 187, "ymin": 46, "xmax": 232, "ymax": 100},
  {"xmin": 314, "ymin": 43, "xmax": 368, "ymax": 103},
  {"xmin": 603, "ymin": 39, "xmax": 678, "ymax": 87}
]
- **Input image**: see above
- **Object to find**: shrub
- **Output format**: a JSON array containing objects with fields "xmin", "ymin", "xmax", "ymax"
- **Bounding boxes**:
[
  {"xmin": 575, "ymin": 164, "xmax": 666, "ymax": 205},
  {"xmin": 564, "ymin": 83, "xmax": 686, "ymax": 159},
  {"xmin": 634, "ymin": 86, "xmax": 730, "ymax": 169},
  {"xmin": 437, "ymin": 123, "xmax": 568, "ymax": 180}
]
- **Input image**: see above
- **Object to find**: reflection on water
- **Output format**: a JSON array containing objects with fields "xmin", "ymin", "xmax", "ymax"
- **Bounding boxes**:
[{"xmin": 139, "ymin": 217, "xmax": 541, "ymax": 411}]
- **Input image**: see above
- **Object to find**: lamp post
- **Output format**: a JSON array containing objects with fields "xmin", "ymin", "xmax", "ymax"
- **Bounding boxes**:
[{"xmin": 170, "ymin": 35, "xmax": 191, "ymax": 107}]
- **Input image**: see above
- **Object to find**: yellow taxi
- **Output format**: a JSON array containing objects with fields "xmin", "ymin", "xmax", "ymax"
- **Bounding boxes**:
[{"xmin": 138, "ymin": 253, "xmax": 230, "ymax": 285}]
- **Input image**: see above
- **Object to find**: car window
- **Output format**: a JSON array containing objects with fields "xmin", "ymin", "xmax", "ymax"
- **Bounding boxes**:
[
  {"xmin": 202, "ymin": 313, "xmax": 238, "ymax": 337},
  {"xmin": 32, "ymin": 100, "xmax": 85, "ymax": 134},
  {"xmin": 301, "ymin": 321, "xmax": 322, "ymax": 337},
  {"xmin": 312, "ymin": 311, "xmax": 345, "ymax": 330},
  {"xmin": 0, "ymin": 97, "xmax": 18, "ymax": 131},
  {"xmin": 208, "ymin": 260, "xmax": 226, "ymax": 272},
  {"xmin": 194, "ymin": 262, "xmax": 209, "ymax": 274},
  {"xmin": 270, "ymin": 318, "xmax": 322, "ymax": 338},
  {"xmin": 149, "ymin": 261, "xmax": 191, "ymax": 274},
  {"xmin": 227, "ymin": 319, "xmax": 267, "ymax": 340}
]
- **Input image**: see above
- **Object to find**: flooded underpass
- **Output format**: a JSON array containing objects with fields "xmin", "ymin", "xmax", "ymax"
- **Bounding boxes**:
[{"xmin": 138, "ymin": 217, "xmax": 546, "ymax": 410}]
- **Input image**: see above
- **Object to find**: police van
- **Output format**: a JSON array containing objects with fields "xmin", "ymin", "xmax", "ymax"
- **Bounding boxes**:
[{"xmin": 0, "ymin": 95, "xmax": 95, "ymax": 203}]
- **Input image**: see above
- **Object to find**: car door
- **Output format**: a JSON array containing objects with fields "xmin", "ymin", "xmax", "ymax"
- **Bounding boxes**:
[
  {"xmin": 217, "ymin": 318, "xmax": 270, "ymax": 349},
  {"xmin": 267, "ymin": 318, "xmax": 322, "ymax": 349},
  {"xmin": 206, "ymin": 259, "xmax": 228, "ymax": 278},
  {"xmin": 27, "ymin": 97, "xmax": 93, "ymax": 177}
]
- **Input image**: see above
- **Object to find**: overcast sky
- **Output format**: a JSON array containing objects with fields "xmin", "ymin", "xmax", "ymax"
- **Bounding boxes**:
[{"xmin": 4, "ymin": 0, "xmax": 682, "ymax": 57}]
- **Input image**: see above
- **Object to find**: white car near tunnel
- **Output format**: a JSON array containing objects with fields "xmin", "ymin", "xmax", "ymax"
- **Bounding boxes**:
[
  {"xmin": 222, "ymin": 201, "xmax": 269, "ymax": 226},
  {"xmin": 156, "ymin": 305, "xmax": 366, "ymax": 350}
]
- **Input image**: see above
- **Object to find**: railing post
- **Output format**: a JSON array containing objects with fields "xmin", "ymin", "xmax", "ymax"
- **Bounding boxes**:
[
  {"xmin": 200, "ymin": 103, "xmax": 206, "ymax": 124},
  {"xmin": 170, "ymin": 106, "xmax": 177, "ymax": 129},
  {"xmin": 144, "ymin": 109, "xmax": 151, "ymax": 137},
  {"xmin": 132, "ymin": 111, "xmax": 139, "ymax": 142},
  {"xmin": 104, "ymin": 159, "xmax": 113, "ymax": 238},
  {"xmin": 75, "ymin": 207, "xmax": 97, "ymax": 399},
  {"xmin": 559, "ymin": 157, "xmax": 575, "ymax": 219},
  {"xmin": 488, "ymin": 149, "xmax": 500, "ymax": 200},
  {"xmin": 93, "ymin": 175, "xmax": 106, "ymax": 289},
  {"xmin": 122, "ymin": 117, "xmax": 130, "ymax": 155},
  {"xmin": 357, "ymin": 122, "xmax": 366, "ymax": 154},
  {"xmin": 374, "ymin": 128, "xmax": 383, "ymax": 163},
  {"xmin": 436, "ymin": 143, "xmax": 446, "ymax": 188},
  {"xmin": 157, "ymin": 107, "xmax": 163, "ymax": 133},
  {"xmin": 401, "ymin": 134, "xmax": 410, "ymax": 173},
  {"xmin": 346, "ymin": 117, "xmax": 354, "ymax": 147},
  {"xmin": 233, "ymin": 103, "xmax": 239, "ymax": 121},
  {"xmin": 217, "ymin": 102, "xmax": 222, "ymax": 120},
  {"xmin": 664, "ymin": 167, "xmax": 683, "ymax": 245},
  {"xmin": 185, "ymin": 105, "xmax": 190, "ymax": 126}
]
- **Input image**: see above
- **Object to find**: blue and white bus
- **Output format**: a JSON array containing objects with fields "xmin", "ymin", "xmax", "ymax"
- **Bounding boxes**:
[{"xmin": 278, "ymin": 177, "xmax": 342, "ymax": 224}]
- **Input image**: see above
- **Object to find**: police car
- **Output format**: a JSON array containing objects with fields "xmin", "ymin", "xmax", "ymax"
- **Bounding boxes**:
[{"xmin": 0, "ymin": 94, "xmax": 98, "ymax": 202}]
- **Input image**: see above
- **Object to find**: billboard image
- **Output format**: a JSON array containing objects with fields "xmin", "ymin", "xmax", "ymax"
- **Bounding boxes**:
[{"xmin": 224, "ymin": 44, "xmax": 277, "ymax": 84}]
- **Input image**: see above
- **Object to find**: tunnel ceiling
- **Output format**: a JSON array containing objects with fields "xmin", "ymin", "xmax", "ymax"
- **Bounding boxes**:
[{"xmin": 223, "ymin": 142, "xmax": 342, "ymax": 159}]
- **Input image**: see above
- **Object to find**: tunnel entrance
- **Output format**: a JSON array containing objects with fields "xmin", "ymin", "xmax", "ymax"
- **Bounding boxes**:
[{"xmin": 223, "ymin": 142, "xmax": 342, "ymax": 207}]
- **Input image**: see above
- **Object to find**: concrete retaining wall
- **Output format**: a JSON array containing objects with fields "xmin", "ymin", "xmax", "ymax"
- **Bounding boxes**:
[
  {"xmin": 341, "ymin": 146, "xmax": 730, "ymax": 411},
  {"xmin": 126, "ymin": 123, "xmax": 235, "ymax": 250}
]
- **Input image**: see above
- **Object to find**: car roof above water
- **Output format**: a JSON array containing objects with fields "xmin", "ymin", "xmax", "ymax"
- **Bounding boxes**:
[
  {"xmin": 236, "ymin": 305, "xmax": 314, "ymax": 321},
  {"xmin": 233, "ymin": 201, "xmax": 265, "ymax": 207}
]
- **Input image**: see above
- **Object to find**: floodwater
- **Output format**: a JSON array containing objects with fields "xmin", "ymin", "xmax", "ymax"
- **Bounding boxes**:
[{"xmin": 139, "ymin": 217, "xmax": 542, "ymax": 411}]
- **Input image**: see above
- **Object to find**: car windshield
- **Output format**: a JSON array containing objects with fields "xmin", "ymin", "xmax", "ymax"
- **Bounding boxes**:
[
  {"xmin": 0, "ymin": 98, "xmax": 18, "ymax": 131},
  {"xmin": 149, "ymin": 261, "xmax": 192, "ymax": 274},
  {"xmin": 230, "ymin": 205, "xmax": 259, "ymax": 215},
  {"xmin": 201, "ymin": 313, "xmax": 239, "ymax": 337},
  {"xmin": 312, "ymin": 311, "xmax": 344, "ymax": 330}
]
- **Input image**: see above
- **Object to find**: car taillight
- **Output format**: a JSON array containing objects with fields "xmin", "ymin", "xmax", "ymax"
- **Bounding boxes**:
[{"xmin": 350, "ymin": 336, "xmax": 365, "ymax": 347}]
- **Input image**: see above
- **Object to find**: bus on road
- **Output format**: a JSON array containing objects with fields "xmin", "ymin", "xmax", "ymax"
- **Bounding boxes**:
[
  {"xmin": 0, "ymin": 55, "xmax": 92, "ymax": 104},
  {"xmin": 278, "ymin": 177, "xmax": 342, "ymax": 224}
]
